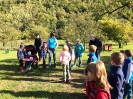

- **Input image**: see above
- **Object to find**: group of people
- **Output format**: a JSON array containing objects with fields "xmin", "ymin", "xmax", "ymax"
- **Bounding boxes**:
[
  {"xmin": 16, "ymin": 33, "xmax": 133, "ymax": 99},
  {"xmin": 85, "ymin": 43, "xmax": 133, "ymax": 99}
]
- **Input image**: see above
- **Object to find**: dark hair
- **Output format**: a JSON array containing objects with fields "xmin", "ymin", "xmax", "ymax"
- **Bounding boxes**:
[
  {"xmin": 120, "ymin": 50, "xmax": 125, "ymax": 54},
  {"xmin": 111, "ymin": 52, "xmax": 124, "ymax": 66},
  {"xmin": 125, "ymin": 50, "xmax": 133, "ymax": 57},
  {"xmin": 36, "ymin": 34, "xmax": 39, "ymax": 37},
  {"xmin": 50, "ymin": 32, "xmax": 55, "ymax": 37}
]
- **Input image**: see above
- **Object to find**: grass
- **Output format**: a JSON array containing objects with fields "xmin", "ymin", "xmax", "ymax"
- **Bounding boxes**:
[{"xmin": 0, "ymin": 43, "xmax": 133, "ymax": 99}]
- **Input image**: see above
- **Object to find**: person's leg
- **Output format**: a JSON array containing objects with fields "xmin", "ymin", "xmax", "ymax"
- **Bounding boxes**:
[
  {"xmin": 79, "ymin": 56, "xmax": 82, "ymax": 67},
  {"xmin": 53, "ymin": 48, "xmax": 56, "ymax": 67},
  {"xmin": 62, "ymin": 64, "xmax": 66, "ymax": 82},
  {"xmin": 67, "ymin": 64, "xmax": 71, "ymax": 81},
  {"xmin": 127, "ymin": 81, "xmax": 132, "ymax": 99},
  {"xmin": 43, "ymin": 58, "xmax": 46, "ymax": 68},
  {"xmin": 38, "ymin": 48, "xmax": 41, "ymax": 61},
  {"xmin": 48, "ymin": 49, "xmax": 52, "ymax": 66},
  {"xmin": 19, "ymin": 59, "xmax": 24, "ymax": 71},
  {"xmin": 123, "ymin": 83, "xmax": 130, "ymax": 99},
  {"xmin": 73, "ymin": 55, "xmax": 78, "ymax": 67},
  {"xmin": 69, "ymin": 59, "xmax": 72, "ymax": 75}
]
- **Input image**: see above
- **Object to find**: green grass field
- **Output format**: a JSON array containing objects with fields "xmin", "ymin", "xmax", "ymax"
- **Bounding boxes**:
[{"xmin": 0, "ymin": 43, "xmax": 133, "ymax": 99}]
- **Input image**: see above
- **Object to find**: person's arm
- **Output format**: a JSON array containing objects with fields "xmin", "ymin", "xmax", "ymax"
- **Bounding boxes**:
[
  {"xmin": 98, "ymin": 40, "xmax": 102, "ymax": 50},
  {"xmin": 87, "ymin": 54, "xmax": 92, "ymax": 64},
  {"xmin": 39, "ymin": 39, "xmax": 43, "ymax": 49},
  {"xmin": 56, "ymin": 38, "xmax": 58, "ymax": 48},
  {"xmin": 40, "ymin": 49, "xmax": 43, "ymax": 59},
  {"xmin": 34, "ymin": 39, "xmax": 36, "ymax": 47},
  {"xmin": 96, "ymin": 92, "xmax": 109, "ymax": 99},
  {"xmin": 81, "ymin": 43, "xmax": 84, "ymax": 53},
  {"xmin": 89, "ymin": 40, "xmax": 92, "ymax": 46},
  {"xmin": 59, "ymin": 52, "xmax": 62, "ymax": 62},
  {"xmin": 125, "ymin": 63, "xmax": 133, "ymax": 83}
]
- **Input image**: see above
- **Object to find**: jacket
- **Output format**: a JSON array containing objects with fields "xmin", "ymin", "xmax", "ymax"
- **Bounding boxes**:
[
  {"xmin": 89, "ymin": 38, "xmax": 102, "ymax": 51},
  {"xmin": 47, "ymin": 37, "xmax": 58, "ymax": 49},
  {"xmin": 74, "ymin": 43, "xmax": 84, "ymax": 57},
  {"xmin": 60, "ymin": 51, "xmax": 71, "ymax": 65},
  {"xmin": 108, "ymin": 66, "xmax": 125, "ymax": 99},
  {"xmin": 40, "ymin": 48, "xmax": 47, "ymax": 59},
  {"xmin": 17, "ymin": 49, "xmax": 26, "ymax": 59},
  {"xmin": 86, "ymin": 81, "xmax": 111, "ymax": 99},
  {"xmin": 87, "ymin": 52, "xmax": 98, "ymax": 64},
  {"xmin": 122, "ymin": 57, "xmax": 133, "ymax": 83},
  {"xmin": 34, "ymin": 38, "xmax": 43, "ymax": 49}
]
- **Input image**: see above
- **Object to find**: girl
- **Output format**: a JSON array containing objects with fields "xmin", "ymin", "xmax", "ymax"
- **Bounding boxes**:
[
  {"xmin": 85, "ymin": 61, "xmax": 112, "ymax": 99},
  {"xmin": 17, "ymin": 43, "xmax": 26, "ymax": 72},
  {"xmin": 60, "ymin": 45, "xmax": 71, "ymax": 83},
  {"xmin": 41, "ymin": 42, "xmax": 49, "ymax": 68}
]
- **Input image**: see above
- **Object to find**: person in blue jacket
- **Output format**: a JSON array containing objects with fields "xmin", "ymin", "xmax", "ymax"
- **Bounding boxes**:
[
  {"xmin": 73, "ymin": 39, "xmax": 84, "ymax": 67},
  {"xmin": 122, "ymin": 50, "xmax": 133, "ymax": 99},
  {"xmin": 108, "ymin": 52, "xmax": 125, "ymax": 99},
  {"xmin": 84, "ymin": 45, "xmax": 98, "ymax": 75},
  {"xmin": 47, "ymin": 32, "xmax": 58, "ymax": 67}
]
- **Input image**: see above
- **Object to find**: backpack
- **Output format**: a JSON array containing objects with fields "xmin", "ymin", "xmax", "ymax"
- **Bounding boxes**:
[{"xmin": 89, "ymin": 88, "xmax": 111, "ymax": 99}]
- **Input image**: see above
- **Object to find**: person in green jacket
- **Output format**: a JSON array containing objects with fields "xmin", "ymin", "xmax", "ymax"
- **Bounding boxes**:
[{"xmin": 73, "ymin": 39, "xmax": 84, "ymax": 67}]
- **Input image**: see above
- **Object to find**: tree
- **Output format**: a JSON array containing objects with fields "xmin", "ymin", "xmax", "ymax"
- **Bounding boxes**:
[{"xmin": 99, "ymin": 18, "xmax": 133, "ymax": 48}]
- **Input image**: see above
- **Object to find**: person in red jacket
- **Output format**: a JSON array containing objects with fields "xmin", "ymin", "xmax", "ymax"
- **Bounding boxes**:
[{"xmin": 85, "ymin": 61, "xmax": 112, "ymax": 99}]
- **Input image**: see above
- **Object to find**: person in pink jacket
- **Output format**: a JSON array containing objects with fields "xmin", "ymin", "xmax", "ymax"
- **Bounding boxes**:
[{"xmin": 60, "ymin": 45, "xmax": 71, "ymax": 83}]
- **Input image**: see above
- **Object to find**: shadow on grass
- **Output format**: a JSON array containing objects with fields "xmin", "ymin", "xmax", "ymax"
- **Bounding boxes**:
[{"xmin": 0, "ymin": 90, "xmax": 85, "ymax": 99}]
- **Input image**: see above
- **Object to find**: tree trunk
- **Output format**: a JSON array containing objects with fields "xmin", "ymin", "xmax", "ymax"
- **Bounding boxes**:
[{"xmin": 118, "ymin": 42, "xmax": 122, "ymax": 48}]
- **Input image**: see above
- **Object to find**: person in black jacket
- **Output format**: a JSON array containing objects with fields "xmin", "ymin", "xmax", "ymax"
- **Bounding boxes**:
[
  {"xmin": 89, "ymin": 34, "xmax": 102, "ymax": 60},
  {"xmin": 34, "ymin": 34, "xmax": 43, "ymax": 61}
]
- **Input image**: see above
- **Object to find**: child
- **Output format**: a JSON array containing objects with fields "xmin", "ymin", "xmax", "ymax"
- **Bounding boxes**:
[
  {"xmin": 109, "ymin": 50, "xmax": 125, "ymax": 72},
  {"xmin": 108, "ymin": 52, "xmax": 125, "ymax": 99},
  {"xmin": 41, "ymin": 42, "xmax": 49, "ymax": 68},
  {"xmin": 84, "ymin": 45, "xmax": 98, "ymax": 75},
  {"xmin": 122, "ymin": 50, "xmax": 133, "ymax": 99},
  {"xmin": 17, "ymin": 43, "xmax": 26, "ymax": 72},
  {"xmin": 85, "ymin": 61, "xmax": 111, "ymax": 99},
  {"xmin": 60, "ymin": 45, "xmax": 71, "ymax": 83},
  {"xmin": 66, "ymin": 39, "xmax": 72, "ymax": 75}
]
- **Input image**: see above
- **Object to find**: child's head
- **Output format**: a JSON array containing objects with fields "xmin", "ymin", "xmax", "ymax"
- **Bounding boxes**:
[
  {"xmin": 43, "ymin": 43, "xmax": 47, "ymax": 48},
  {"xmin": 20, "ymin": 43, "xmax": 25, "ymax": 49},
  {"xmin": 124, "ymin": 50, "xmax": 133, "ymax": 58},
  {"xmin": 110, "ymin": 52, "xmax": 124, "ymax": 66},
  {"xmin": 89, "ymin": 45, "xmax": 97, "ymax": 53},
  {"xmin": 28, "ymin": 51, "xmax": 31, "ymax": 56},
  {"xmin": 62, "ymin": 45, "xmax": 68, "ymax": 51},
  {"xmin": 120, "ymin": 50, "xmax": 125, "ymax": 54},
  {"xmin": 87, "ymin": 61, "xmax": 112, "ymax": 89}
]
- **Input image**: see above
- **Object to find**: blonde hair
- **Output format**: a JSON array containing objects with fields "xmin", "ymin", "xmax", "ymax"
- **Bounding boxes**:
[
  {"xmin": 89, "ymin": 45, "xmax": 97, "ymax": 52},
  {"xmin": 87, "ymin": 61, "xmax": 112, "ymax": 89},
  {"xmin": 63, "ymin": 45, "xmax": 69, "ymax": 51},
  {"xmin": 111, "ymin": 52, "xmax": 124, "ymax": 66}
]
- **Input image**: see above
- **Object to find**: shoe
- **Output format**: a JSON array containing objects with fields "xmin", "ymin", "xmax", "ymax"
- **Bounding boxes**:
[
  {"xmin": 60, "ymin": 80, "xmax": 66, "ymax": 84},
  {"xmin": 66, "ymin": 79, "xmax": 71, "ymax": 83}
]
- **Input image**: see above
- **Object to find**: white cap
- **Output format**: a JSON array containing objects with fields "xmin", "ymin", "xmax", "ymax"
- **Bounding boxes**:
[
  {"xmin": 76, "ymin": 39, "xmax": 80, "ymax": 42},
  {"xmin": 90, "ymin": 34, "xmax": 95, "ymax": 40}
]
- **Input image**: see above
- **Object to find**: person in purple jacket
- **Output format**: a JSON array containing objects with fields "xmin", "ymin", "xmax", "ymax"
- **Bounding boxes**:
[{"xmin": 17, "ymin": 43, "xmax": 26, "ymax": 72}]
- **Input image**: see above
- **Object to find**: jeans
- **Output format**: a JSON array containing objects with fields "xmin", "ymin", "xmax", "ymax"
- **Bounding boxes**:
[
  {"xmin": 123, "ymin": 81, "xmax": 132, "ymax": 99},
  {"xmin": 43, "ymin": 58, "xmax": 46, "ymax": 68},
  {"xmin": 96, "ymin": 50, "xmax": 101, "ymax": 60},
  {"xmin": 74, "ymin": 55, "xmax": 82, "ymax": 67},
  {"xmin": 49, "ymin": 48, "xmax": 56, "ymax": 66},
  {"xmin": 62, "ymin": 64, "xmax": 71, "ymax": 82}
]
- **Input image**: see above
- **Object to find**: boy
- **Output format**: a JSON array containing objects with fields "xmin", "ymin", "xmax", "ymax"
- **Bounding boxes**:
[
  {"xmin": 84, "ymin": 45, "xmax": 98, "ymax": 75},
  {"xmin": 108, "ymin": 52, "xmax": 125, "ymax": 99},
  {"xmin": 122, "ymin": 50, "xmax": 133, "ymax": 99}
]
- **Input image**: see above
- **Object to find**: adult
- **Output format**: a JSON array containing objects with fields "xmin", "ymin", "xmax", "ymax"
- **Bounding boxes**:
[
  {"xmin": 66, "ymin": 39, "xmax": 72, "ymax": 74},
  {"xmin": 73, "ymin": 39, "xmax": 84, "ymax": 67},
  {"xmin": 47, "ymin": 32, "xmax": 58, "ymax": 67},
  {"xmin": 34, "ymin": 34, "xmax": 43, "ymax": 61},
  {"xmin": 89, "ymin": 34, "xmax": 102, "ymax": 60}
]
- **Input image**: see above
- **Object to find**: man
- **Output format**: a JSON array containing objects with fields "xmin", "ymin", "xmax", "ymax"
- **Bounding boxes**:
[
  {"xmin": 34, "ymin": 34, "xmax": 43, "ymax": 61},
  {"xmin": 89, "ymin": 34, "xmax": 102, "ymax": 60}
]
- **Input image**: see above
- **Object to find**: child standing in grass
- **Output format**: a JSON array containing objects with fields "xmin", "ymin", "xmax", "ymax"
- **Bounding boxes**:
[
  {"xmin": 41, "ymin": 42, "xmax": 49, "ymax": 69},
  {"xmin": 84, "ymin": 45, "xmax": 98, "ymax": 75},
  {"xmin": 85, "ymin": 61, "xmax": 112, "ymax": 99},
  {"xmin": 17, "ymin": 43, "xmax": 26, "ymax": 72},
  {"xmin": 122, "ymin": 50, "xmax": 133, "ymax": 99},
  {"xmin": 60, "ymin": 45, "xmax": 71, "ymax": 83},
  {"xmin": 108, "ymin": 52, "xmax": 125, "ymax": 99}
]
